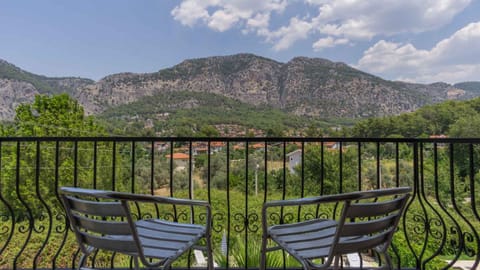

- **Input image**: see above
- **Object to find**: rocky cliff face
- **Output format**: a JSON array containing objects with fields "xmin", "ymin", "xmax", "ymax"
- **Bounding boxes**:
[
  {"xmin": 0, "ymin": 78, "xmax": 38, "ymax": 120},
  {"xmin": 1, "ymin": 54, "xmax": 477, "ymax": 121},
  {"xmin": 76, "ymin": 54, "xmax": 468, "ymax": 118}
]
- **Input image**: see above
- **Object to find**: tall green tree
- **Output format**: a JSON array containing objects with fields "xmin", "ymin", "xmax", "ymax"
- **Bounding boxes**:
[
  {"xmin": 1, "ymin": 94, "xmax": 109, "ymax": 216},
  {"xmin": 14, "ymin": 93, "xmax": 105, "ymax": 136}
]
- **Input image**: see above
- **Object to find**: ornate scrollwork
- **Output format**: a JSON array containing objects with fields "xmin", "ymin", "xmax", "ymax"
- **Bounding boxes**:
[
  {"xmin": 282, "ymin": 212, "xmax": 295, "ymax": 224},
  {"xmin": 316, "ymin": 211, "xmax": 330, "ymax": 220},
  {"xmin": 428, "ymin": 217, "xmax": 444, "ymax": 240},
  {"xmin": 246, "ymin": 213, "xmax": 259, "ymax": 233},
  {"xmin": 269, "ymin": 212, "xmax": 281, "ymax": 224},
  {"xmin": 176, "ymin": 211, "xmax": 189, "ymax": 222},
  {"xmin": 303, "ymin": 212, "xmax": 316, "ymax": 221},
  {"xmin": 141, "ymin": 212, "xmax": 153, "ymax": 219},
  {"xmin": 212, "ymin": 212, "xmax": 224, "ymax": 233},
  {"xmin": 33, "ymin": 212, "xmax": 46, "ymax": 233},
  {"xmin": 447, "ymin": 225, "xmax": 463, "ymax": 255},
  {"xmin": 463, "ymin": 232, "xmax": 477, "ymax": 257},
  {"xmin": 162, "ymin": 212, "xmax": 177, "ymax": 222},
  {"xmin": 233, "ymin": 213, "xmax": 246, "ymax": 232},
  {"xmin": 17, "ymin": 214, "xmax": 32, "ymax": 233},
  {"xmin": 0, "ymin": 214, "xmax": 11, "ymax": 235},
  {"xmin": 412, "ymin": 214, "xmax": 427, "ymax": 234}
]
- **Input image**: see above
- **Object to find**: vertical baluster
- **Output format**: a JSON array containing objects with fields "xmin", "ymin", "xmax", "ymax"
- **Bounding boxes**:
[
  {"xmin": 376, "ymin": 141, "xmax": 381, "ymax": 189},
  {"xmin": 358, "ymin": 142, "xmax": 362, "ymax": 191},
  {"xmin": 468, "ymin": 143, "xmax": 480, "ymax": 269},
  {"xmin": 0, "ymin": 141, "xmax": 15, "ymax": 266},
  {"xmin": 13, "ymin": 141, "xmax": 34, "ymax": 270},
  {"xmin": 52, "ymin": 140, "xmax": 68, "ymax": 270},
  {"xmin": 244, "ymin": 141, "xmax": 249, "ymax": 270},
  {"xmin": 226, "ymin": 142, "xmax": 231, "ymax": 269},
  {"xmin": 33, "ymin": 140, "xmax": 53, "ymax": 269}
]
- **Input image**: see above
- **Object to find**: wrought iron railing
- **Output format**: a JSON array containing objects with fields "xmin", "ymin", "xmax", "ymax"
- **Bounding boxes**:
[{"xmin": 0, "ymin": 137, "xmax": 479, "ymax": 269}]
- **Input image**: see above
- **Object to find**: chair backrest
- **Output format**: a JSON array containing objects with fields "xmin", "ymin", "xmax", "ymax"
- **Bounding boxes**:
[
  {"xmin": 60, "ymin": 187, "xmax": 138, "ymax": 255},
  {"xmin": 332, "ymin": 187, "xmax": 410, "ymax": 256}
]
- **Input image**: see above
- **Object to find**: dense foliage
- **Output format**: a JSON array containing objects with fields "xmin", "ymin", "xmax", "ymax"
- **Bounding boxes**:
[
  {"xmin": 98, "ymin": 91, "xmax": 339, "ymax": 136},
  {"xmin": 351, "ymin": 97, "xmax": 480, "ymax": 137}
]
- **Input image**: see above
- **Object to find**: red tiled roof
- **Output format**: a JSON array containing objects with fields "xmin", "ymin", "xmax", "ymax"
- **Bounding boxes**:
[{"xmin": 165, "ymin": 153, "xmax": 190, "ymax": 160}]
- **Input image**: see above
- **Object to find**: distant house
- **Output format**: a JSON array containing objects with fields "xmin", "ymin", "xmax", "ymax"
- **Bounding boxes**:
[
  {"xmin": 211, "ymin": 141, "xmax": 225, "ymax": 152},
  {"xmin": 286, "ymin": 149, "xmax": 302, "ymax": 174},
  {"xmin": 165, "ymin": 153, "xmax": 190, "ymax": 169},
  {"xmin": 155, "ymin": 142, "xmax": 169, "ymax": 152},
  {"xmin": 251, "ymin": 143, "xmax": 265, "ymax": 151},
  {"xmin": 324, "ymin": 141, "xmax": 339, "ymax": 150}
]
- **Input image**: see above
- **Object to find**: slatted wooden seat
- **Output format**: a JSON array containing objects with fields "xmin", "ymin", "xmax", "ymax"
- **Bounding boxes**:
[
  {"xmin": 60, "ymin": 187, "xmax": 213, "ymax": 270},
  {"xmin": 260, "ymin": 187, "xmax": 411, "ymax": 270}
]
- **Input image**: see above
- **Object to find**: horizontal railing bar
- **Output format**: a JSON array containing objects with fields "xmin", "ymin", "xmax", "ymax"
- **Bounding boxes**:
[{"xmin": 2, "ymin": 136, "xmax": 480, "ymax": 143}]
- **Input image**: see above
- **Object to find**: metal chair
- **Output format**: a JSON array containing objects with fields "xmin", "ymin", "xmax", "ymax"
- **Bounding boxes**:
[
  {"xmin": 260, "ymin": 187, "xmax": 411, "ymax": 270},
  {"xmin": 60, "ymin": 187, "xmax": 213, "ymax": 270}
]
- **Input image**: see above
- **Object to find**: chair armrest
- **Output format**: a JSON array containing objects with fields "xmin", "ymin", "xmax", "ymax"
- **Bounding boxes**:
[
  {"xmin": 60, "ymin": 187, "xmax": 209, "ymax": 207},
  {"xmin": 105, "ymin": 191, "xmax": 210, "ymax": 208}
]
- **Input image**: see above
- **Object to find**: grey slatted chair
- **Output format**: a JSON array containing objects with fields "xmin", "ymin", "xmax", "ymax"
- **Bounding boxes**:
[
  {"xmin": 260, "ymin": 187, "xmax": 411, "ymax": 270},
  {"xmin": 60, "ymin": 187, "xmax": 213, "ymax": 270}
]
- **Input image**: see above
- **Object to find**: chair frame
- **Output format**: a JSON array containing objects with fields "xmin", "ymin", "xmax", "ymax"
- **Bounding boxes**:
[
  {"xmin": 260, "ymin": 187, "xmax": 411, "ymax": 270},
  {"xmin": 60, "ymin": 187, "xmax": 213, "ymax": 270}
]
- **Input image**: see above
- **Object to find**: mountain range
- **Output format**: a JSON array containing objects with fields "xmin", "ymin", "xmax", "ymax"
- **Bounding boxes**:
[{"xmin": 1, "ymin": 54, "xmax": 479, "ymax": 122}]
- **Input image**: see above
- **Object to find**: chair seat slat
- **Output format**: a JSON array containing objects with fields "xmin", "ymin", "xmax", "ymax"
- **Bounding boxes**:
[
  {"xmin": 270, "ymin": 226, "xmax": 336, "ymax": 243},
  {"xmin": 340, "ymin": 214, "xmax": 398, "ymax": 237},
  {"xmin": 345, "ymin": 197, "xmax": 405, "ymax": 218},
  {"xmin": 137, "ymin": 227, "xmax": 199, "ymax": 242},
  {"xmin": 296, "ymin": 247, "xmax": 331, "ymax": 259},
  {"xmin": 80, "ymin": 232, "xmax": 137, "ymax": 253},
  {"xmin": 281, "ymin": 236, "xmax": 335, "ymax": 250},
  {"xmin": 142, "ymin": 247, "xmax": 178, "ymax": 259},
  {"xmin": 73, "ymin": 214, "xmax": 131, "ymax": 235},
  {"xmin": 269, "ymin": 219, "xmax": 337, "ymax": 236},
  {"xmin": 137, "ymin": 219, "xmax": 205, "ymax": 234},
  {"xmin": 67, "ymin": 196, "xmax": 126, "ymax": 217},
  {"xmin": 335, "ymin": 231, "xmax": 390, "ymax": 254}
]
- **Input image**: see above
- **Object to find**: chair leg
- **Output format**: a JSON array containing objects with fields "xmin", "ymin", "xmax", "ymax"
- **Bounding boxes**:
[
  {"xmin": 260, "ymin": 234, "xmax": 268, "ymax": 270},
  {"xmin": 382, "ymin": 251, "xmax": 393, "ymax": 270},
  {"xmin": 78, "ymin": 253, "xmax": 87, "ymax": 270},
  {"xmin": 133, "ymin": 256, "xmax": 140, "ymax": 270},
  {"xmin": 206, "ymin": 235, "xmax": 214, "ymax": 270},
  {"xmin": 333, "ymin": 255, "xmax": 340, "ymax": 270}
]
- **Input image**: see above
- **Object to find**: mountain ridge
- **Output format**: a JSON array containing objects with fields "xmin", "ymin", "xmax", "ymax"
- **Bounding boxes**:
[{"xmin": 1, "ymin": 54, "xmax": 479, "ymax": 121}]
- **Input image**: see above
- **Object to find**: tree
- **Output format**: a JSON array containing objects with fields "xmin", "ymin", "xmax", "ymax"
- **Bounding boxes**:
[
  {"xmin": 14, "ymin": 93, "xmax": 106, "ymax": 136},
  {"xmin": 1, "ymin": 94, "xmax": 109, "ymax": 216}
]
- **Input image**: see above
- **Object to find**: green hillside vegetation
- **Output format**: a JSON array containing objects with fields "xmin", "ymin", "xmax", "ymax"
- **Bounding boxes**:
[
  {"xmin": 98, "ymin": 91, "xmax": 342, "ymax": 136},
  {"xmin": 0, "ymin": 60, "xmax": 94, "ymax": 94},
  {"xmin": 454, "ymin": 81, "xmax": 480, "ymax": 93},
  {"xmin": 351, "ymin": 97, "xmax": 480, "ymax": 137}
]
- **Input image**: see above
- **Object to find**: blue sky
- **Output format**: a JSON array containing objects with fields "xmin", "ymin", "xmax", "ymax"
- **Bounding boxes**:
[{"xmin": 1, "ymin": 0, "xmax": 479, "ymax": 83}]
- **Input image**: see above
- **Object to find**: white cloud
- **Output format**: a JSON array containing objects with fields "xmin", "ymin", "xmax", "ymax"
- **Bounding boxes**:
[
  {"xmin": 171, "ymin": 0, "xmax": 286, "ymax": 31},
  {"xmin": 208, "ymin": 9, "xmax": 240, "ymax": 32},
  {"xmin": 171, "ymin": 0, "xmax": 471, "ymax": 51},
  {"xmin": 356, "ymin": 22, "xmax": 480, "ymax": 83},
  {"xmin": 171, "ymin": 0, "xmax": 215, "ymax": 27},
  {"xmin": 312, "ymin": 0, "xmax": 471, "ymax": 39},
  {"xmin": 268, "ymin": 17, "xmax": 313, "ymax": 51},
  {"xmin": 312, "ymin": 36, "xmax": 349, "ymax": 51}
]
